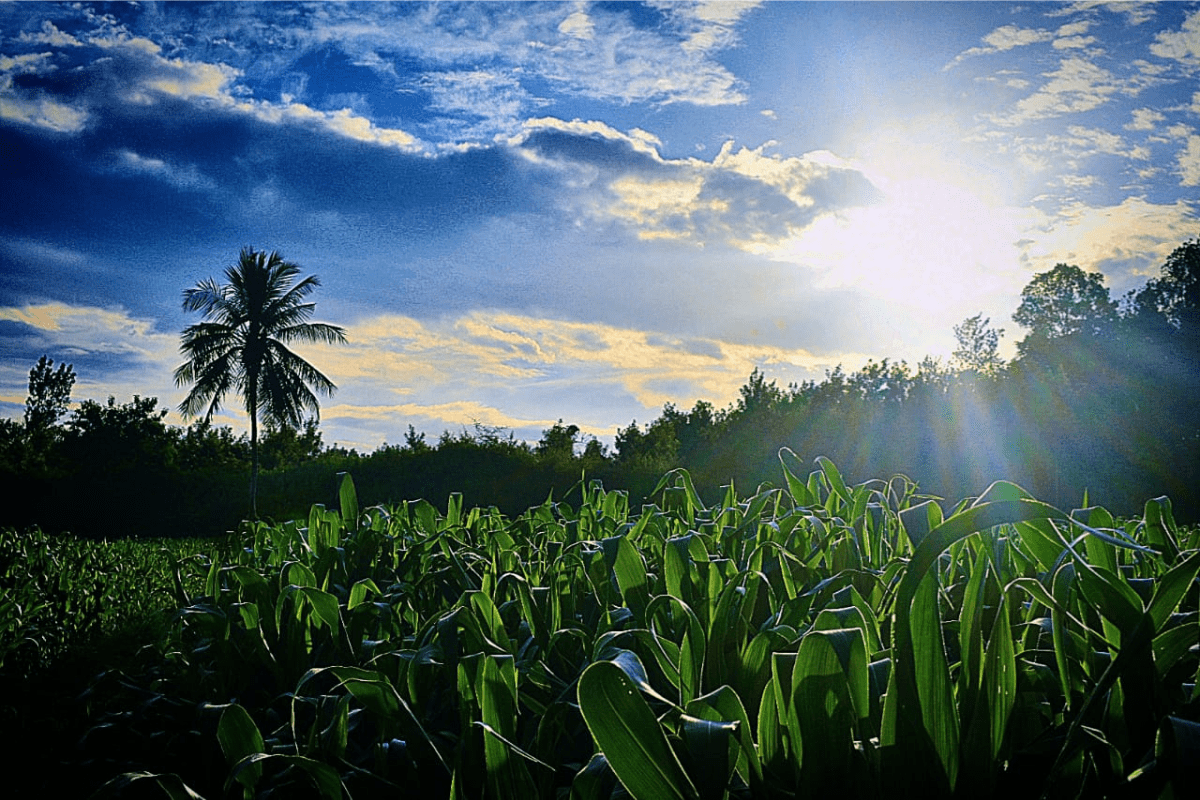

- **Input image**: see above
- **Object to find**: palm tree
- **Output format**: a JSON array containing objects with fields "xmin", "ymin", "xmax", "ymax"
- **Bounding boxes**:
[{"xmin": 175, "ymin": 247, "xmax": 347, "ymax": 516}]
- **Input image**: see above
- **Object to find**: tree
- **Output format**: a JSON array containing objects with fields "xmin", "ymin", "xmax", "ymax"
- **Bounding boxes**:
[
  {"xmin": 1141, "ymin": 237, "xmax": 1200, "ymax": 333},
  {"xmin": 1013, "ymin": 263, "xmax": 1117, "ymax": 356},
  {"xmin": 952, "ymin": 313, "xmax": 1005, "ymax": 376},
  {"xmin": 260, "ymin": 416, "xmax": 323, "ymax": 470},
  {"xmin": 537, "ymin": 419, "xmax": 580, "ymax": 466},
  {"xmin": 19, "ymin": 356, "xmax": 76, "ymax": 470},
  {"xmin": 64, "ymin": 395, "xmax": 173, "ymax": 473},
  {"xmin": 175, "ymin": 248, "xmax": 347, "ymax": 516}
]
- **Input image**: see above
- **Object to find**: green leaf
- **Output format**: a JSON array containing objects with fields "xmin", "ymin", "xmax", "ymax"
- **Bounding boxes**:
[
  {"xmin": 92, "ymin": 772, "xmax": 206, "ymax": 800},
  {"xmin": 218, "ymin": 703, "xmax": 265, "ymax": 791},
  {"xmin": 347, "ymin": 577, "xmax": 380, "ymax": 611},
  {"xmin": 687, "ymin": 685, "xmax": 764, "ymax": 792},
  {"xmin": 337, "ymin": 472, "xmax": 359, "ymax": 531},
  {"xmin": 909, "ymin": 571, "xmax": 959, "ymax": 789},
  {"xmin": 570, "ymin": 753, "xmax": 619, "ymax": 800},
  {"xmin": 817, "ymin": 456, "xmax": 851, "ymax": 508},
  {"xmin": 478, "ymin": 655, "xmax": 536, "ymax": 798},
  {"xmin": 577, "ymin": 660, "xmax": 699, "ymax": 800},
  {"xmin": 228, "ymin": 753, "xmax": 342, "ymax": 800},
  {"xmin": 1143, "ymin": 496, "xmax": 1180, "ymax": 560},
  {"xmin": 1146, "ymin": 550, "xmax": 1200, "ymax": 633},
  {"xmin": 984, "ymin": 595, "xmax": 1017, "ymax": 761},
  {"xmin": 679, "ymin": 714, "xmax": 739, "ymax": 800},
  {"xmin": 792, "ymin": 627, "xmax": 870, "ymax": 789},
  {"xmin": 898, "ymin": 500, "xmax": 942, "ymax": 549},
  {"xmin": 779, "ymin": 448, "xmax": 816, "ymax": 507}
]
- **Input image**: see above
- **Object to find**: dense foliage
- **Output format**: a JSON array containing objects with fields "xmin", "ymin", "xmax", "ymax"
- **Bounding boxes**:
[
  {"xmin": 2, "ymin": 465, "xmax": 1197, "ymax": 798},
  {"xmin": 3, "ymin": 240, "xmax": 1198, "ymax": 538}
]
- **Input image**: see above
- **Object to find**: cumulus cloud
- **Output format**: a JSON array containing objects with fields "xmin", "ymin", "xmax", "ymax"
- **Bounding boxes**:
[
  {"xmin": 510, "ymin": 120, "xmax": 878, "ymax": 253},
  {"xmin": 1126, "ymin": 107, "xmax": 1165, "ymax": 130},
  {"xmin": 1045, "ymin": 2, "xmax": 1157, "ymax": 27},
  {"xmin": 0, "ymin": 92, "xmax": 88, "ymax": 133},
  {"xmin": 0, "ymin": 51, "xmax": 89, "ymax": 132},
  {"xmin": 17, "ymin": 20, "xmax": 84, "ymax": 48},
  {"xmin": 1150, "ymin": 7, "xmax": 1200, "ymax": 65},
  {"xmin": 1053, "ymin": 35, "xmax": 1098, "ymax": 50},
  {"xmin": 994, "ymin": 56, "xmax": 1125, "ymax": 126},
  {"xmin": 1020, "ymin": 197, "xmax": 1199, "ymax": 285},
  {"xmin": 1179, "ymin": 135, "xmax": 1200, "ymax": 186}
]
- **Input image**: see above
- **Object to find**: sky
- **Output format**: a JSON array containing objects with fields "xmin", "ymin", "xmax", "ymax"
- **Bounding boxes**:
[{"xmin": 1, "ymin": 1, "xmax": 1198, "ymax": 452}]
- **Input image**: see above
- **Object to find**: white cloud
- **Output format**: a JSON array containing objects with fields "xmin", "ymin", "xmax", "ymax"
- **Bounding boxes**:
[
  {"xmin": 117, "ymin": 149, "xmax": 215, "ymax": 191},
  {"xmin": 995, "ymin": 57, "xmax": 1125, "ymax": 126},
  {"xmin": 0, "ymin": 302, "xmax": 180, "ymax": 412},
  {"xmin": 1179, "ymin": 136, "xmax": 1200, "ymax": 186},
  {"xmin": 227, "ymin": 97, "xmax": 424, "ymax": 152},
  {"xmin": 1056, "ymin": 21, "xmax": 1093, "ymax": 38},
  {"xmin": 0, "ymin": 92, "xmax": 88, "ymax": 133},
  {"xmin": 0, "ymin": 50, "xmax": 88, "ymax": 132},
  {"xmin": 323, "ymin": 400, "xmax": 558, "ymax": 437},
  {"xmin": 515, "ymin": 117, "xmax": 665, "ymax": 160},
  {"xmin": 1020, "ymin": 197, "xmax": 1199, "ymax": 283},
  {"xmin": 420, "ymin": 69, "xmax": 533, "ymax": 135},
  {"xmin": 1126, "ymin": 107, "xmax": 1165, "ymax": 130},
  {"xmin": 945, "ymin": 24, "xmax": 1052, "ymax": 69},
  {"xmin": 1150, "ymin": 8, "xmax": 1200, "ymax": 65},
  {"xmin": 1063, "ymin": 125, "xmax": 1135, "ymax": 157},
  {"xmin": 18, "ymin": 20, "xmax": 84, "ymax": 48},
  {"xmin": 285, "ymin": 307, "xmax": 844, "ymax": 448},
  {"xmin": 1052, "ymin": 35, "xmax": 1098, "ymax": 50},
  {"xmin": 558, "ymin": 8, "xmax": 595, "ymax": 41},
  {"xmin": 1046, "ymin": 2, "xmax": 1157, "ymax": 26},
  {"xmin": 1167, "ymin": 123, "xmax": 1196, "ymax": 140},
  {"xmin": 985, "ymin": 25, "xmax": 1053, "ymax": 51}
]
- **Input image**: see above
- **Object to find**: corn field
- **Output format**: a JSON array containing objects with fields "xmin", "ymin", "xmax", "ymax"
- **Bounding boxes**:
[{"xmin": 3, "ymin": 453, "xmax": 1199, "ymax": 798}]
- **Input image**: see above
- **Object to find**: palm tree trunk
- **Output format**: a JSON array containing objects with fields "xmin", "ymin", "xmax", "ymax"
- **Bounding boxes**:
[{"xmin": 249, "ymin": 392, "xmax": 259, "ymax": 519}]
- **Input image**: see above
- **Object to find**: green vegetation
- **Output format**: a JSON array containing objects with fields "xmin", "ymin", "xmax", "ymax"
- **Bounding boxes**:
[
  {"xmin": 1, "ymin": 238, "xmax": 1198, "ymax": 796},
  {"xmin": 2, "ymin": 465, "xmax": 1197, "ymax": 797},
  {"xmin": 176, "ymin": 246, "xmax": 348, "ymax": 517}
]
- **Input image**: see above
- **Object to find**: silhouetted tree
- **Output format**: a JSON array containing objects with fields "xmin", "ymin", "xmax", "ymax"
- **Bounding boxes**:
[
  {"xmin": 175, "ymin": 248, "xmax": 347, "ymax": 516},
  {"xmin": 1138, "ymin": 237, "xmax": 1200, "ymax": 334},
  {"xmin": 23, "ymin": 356, "xmax": 75, "ymax": 468},
  {"xmin": 537, "ymin": 419, "xmax": 580, "ymax": 466},
  {"xmin": 952, "ymin": 313, "xmax": 1005, "ymax": 376},
  {"xmin": 63, "ymin": 395, "xmax": 173, "ymax": 473},
  {"xmin": 403, "ymin": 424, "xmax": 430, "ymax": 453},
  {"xmin": 25, "ymin": 356, "xmax": 75, "ymax": 433},
  {"xmin": 260, "ymin": 416, "xmax": 323, "ymax": 470},
  {"xmin": 1013, "ymin": 263, "xmax": 1117, "ymax": 356}
]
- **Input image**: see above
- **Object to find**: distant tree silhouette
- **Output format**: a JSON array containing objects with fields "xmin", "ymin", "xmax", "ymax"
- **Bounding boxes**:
[
  {"xmin": 1139, "ymin": 237, "xmax": 1200, "ymax": 334},
  {"xmin": 952, "ymin": 313, "xmax": 1005, "ymax": 376},
  {"xmin": 23, "ymin": 356, "xmax": 75, "ymax": 468},
  {"xmin": 25, "ymin": 356, "xmax": 75, "ymax": 433},
  {"xmin": 537, "ymin": 419, "xmax": 580, "ymax": 466},
  {"xmin": 1013, "ymin": 263, "xmax": 1117, "ymax": 356},
  {"xmin": 175, "ymin": 248, "xmax": 347, "ymax": 516}
]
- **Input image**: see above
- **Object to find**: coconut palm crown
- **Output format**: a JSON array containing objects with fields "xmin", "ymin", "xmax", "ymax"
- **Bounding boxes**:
[{"xmin": 175, "ymin": 247, "xmax": 347, "ymax": 515}]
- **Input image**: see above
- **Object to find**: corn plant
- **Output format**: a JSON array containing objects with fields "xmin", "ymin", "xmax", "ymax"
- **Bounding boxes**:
[{"xmin": 54, "ymin": 461, "xmax": 1200, "ymax": 799}]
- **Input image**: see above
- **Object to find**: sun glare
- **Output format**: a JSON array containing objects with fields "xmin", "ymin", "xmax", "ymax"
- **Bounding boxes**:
[{"xmin": 778, "ymin": 136, "xmax": 1035, "ymax": 355}]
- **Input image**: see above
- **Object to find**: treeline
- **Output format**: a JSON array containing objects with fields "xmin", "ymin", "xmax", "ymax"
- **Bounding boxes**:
[
  {"xmin": 612, "ymin": 240, "xmax": 1200, "ymax": 518},
  {"xmin": 2, "ymin": 238, "xmax": 1198, "ymax": 537}
]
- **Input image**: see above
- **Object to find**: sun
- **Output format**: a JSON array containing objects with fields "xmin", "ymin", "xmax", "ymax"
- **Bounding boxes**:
[{"xmin": 775, "ymin": 135, "xmax": 1036, "ymax": 358}]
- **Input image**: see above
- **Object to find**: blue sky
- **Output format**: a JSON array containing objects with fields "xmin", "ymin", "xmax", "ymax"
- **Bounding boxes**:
[{"xmin": 2, "ymin": 1, "xmax": 1198, "ymax": 451}]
